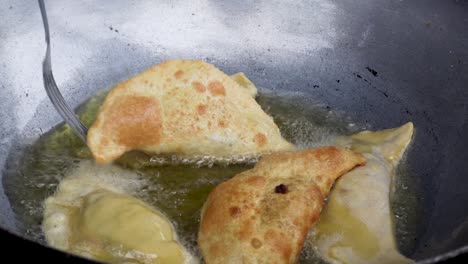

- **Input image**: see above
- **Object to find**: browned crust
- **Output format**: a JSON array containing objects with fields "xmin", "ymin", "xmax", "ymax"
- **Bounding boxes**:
[
  {"xmin": 87, "ymin": 59, "xmax": 293, "ymax": 164},
  {"xmin": 208, "ymin": 81, "xmax": 226, "ymax": 96},
  {"xmin": 88, "ymin": 95, "xmax": 162, "ymax": 164},
  {"xmin": 198, "ymin": 146, "xmax": 366, "ymax": 264}
]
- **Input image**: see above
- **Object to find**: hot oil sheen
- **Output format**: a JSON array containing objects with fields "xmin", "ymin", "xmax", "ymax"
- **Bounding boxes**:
[{"xmin": 3, "ymin": 89, "xmax": 422, "ymax": 263}]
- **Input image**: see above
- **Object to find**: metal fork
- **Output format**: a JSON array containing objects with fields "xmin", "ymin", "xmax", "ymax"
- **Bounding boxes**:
[{"xmin": 39, "ymin": 0, "xmax": 88, "ymax": 143}]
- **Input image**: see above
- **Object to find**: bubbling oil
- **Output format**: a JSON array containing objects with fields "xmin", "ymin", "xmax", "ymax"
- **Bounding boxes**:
[{"xmin": 3, "ymin": 89, "xmax": 420, "ymax": 263}]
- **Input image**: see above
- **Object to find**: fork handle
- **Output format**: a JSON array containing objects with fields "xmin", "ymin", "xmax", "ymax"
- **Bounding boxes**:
[{"xmin": 39, "ymin": 0, "xmax": 89, "ymax": 144}]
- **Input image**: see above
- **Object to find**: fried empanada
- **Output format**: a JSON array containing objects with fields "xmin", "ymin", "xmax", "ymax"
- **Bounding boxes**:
[
  {"xmin": 42, "ymin": 161, "xmax": 195, "ymax": 264},
  {"xmin": 198, "ymin": 147, "xmax": 365, "ymax": 264},
  {"xmin": 87, "ymin": 60, "xmax": 293, "ymax": 164},
  {"xmin": 310, "ymin": 122, "xmax": 414, "ymax": 264}
]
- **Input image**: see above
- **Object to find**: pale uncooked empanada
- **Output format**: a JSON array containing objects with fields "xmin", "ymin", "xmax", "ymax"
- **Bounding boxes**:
[
  {"xmin": 87, "ymin": 60, "xmax": 293, "ymax": 164},
  {"xmin": 42, "ymin": 161, "xmax": 195, "ymax": 264},
  {"xmin": 310, "ymin": 122, "xmax": 414, "ymax": 264},
  {"xmin": 198, "ymin": 147, "xmax": 366, "ymax": 264}
]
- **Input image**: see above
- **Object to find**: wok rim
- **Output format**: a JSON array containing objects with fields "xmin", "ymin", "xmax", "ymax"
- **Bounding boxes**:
[{"xmin": 0, "ymin": 225, "xmax": 466, "ymax": 263}]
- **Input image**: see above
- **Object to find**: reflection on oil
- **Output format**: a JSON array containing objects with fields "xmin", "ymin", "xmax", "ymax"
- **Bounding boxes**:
[{"xmin": 3, "ymin": 89, "xmax": 421, "ymax": 263}]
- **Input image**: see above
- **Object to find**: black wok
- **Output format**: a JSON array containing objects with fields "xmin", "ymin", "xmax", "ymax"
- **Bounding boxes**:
[{"xmin": 0, "ymin": 0, "xmax": 466, "ymax": 263}]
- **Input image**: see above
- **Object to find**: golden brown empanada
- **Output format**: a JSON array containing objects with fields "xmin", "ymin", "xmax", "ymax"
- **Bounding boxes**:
[
  {"xmin": 87, "ymin": 60, "xmax": 293, "ymax": 164},
  {"xmin": 198, "ymin": 147, "xmax": 365, "ymax": 264}
]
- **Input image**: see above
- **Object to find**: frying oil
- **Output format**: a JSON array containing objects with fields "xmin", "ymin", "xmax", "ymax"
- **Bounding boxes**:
[{"xmin": 3, "ymin": 89, "xmax": 421, "ymax": 263}]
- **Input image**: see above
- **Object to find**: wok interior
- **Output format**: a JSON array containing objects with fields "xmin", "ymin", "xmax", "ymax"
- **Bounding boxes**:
[{"xmin": 0, "ymin": 0, "xmax": 467, "ymax": 263}]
